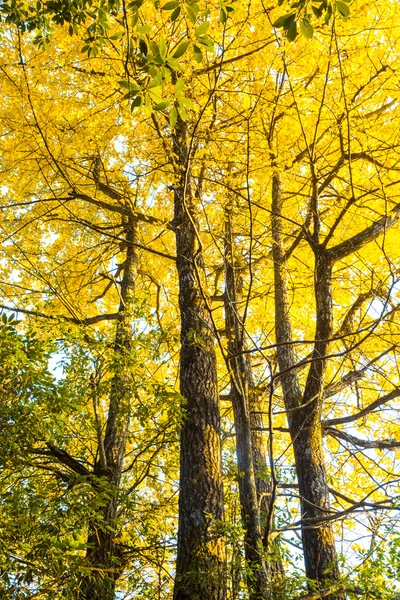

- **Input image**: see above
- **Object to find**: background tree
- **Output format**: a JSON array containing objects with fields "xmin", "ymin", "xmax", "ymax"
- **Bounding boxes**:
[{"xmin": 1, "ymin": 1, "xmax": 400, "ymax": 599}]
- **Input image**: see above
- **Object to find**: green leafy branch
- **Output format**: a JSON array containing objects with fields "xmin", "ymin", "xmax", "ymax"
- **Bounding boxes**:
[{"xmin": 273, "ymin": 0, "xmax": 351, "ymax": 41}]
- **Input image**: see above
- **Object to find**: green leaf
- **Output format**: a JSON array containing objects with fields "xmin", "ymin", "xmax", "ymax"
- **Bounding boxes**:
[
  {"xmin": 180, "ymin": 97, "xmax": 193, "ymax": 107},
  {"xmin": 272, "ymin": 13, "xmax": 294, "ymax": 28},
  {"xmin": 148, "ymin": 71, "xmax": 162, "ymax": 88},
  {"xmin": 131, "ymin": 96, "xmax": 143, "ymax": 111},
  {"xmin": 219, "ymin": 7, "xmax": 227, "ymax": 23},
  {"xmin": 336, "ymin": 0, "xmax": 349, "ymax": 18},
  {"xmin": 286, "ymin": 20, "xmax": 297, "ymax": 41},
  {"xmin": 139, "ymin": 38, "xmax": 148, "ymax": 55},
  {"xmin": 109, "ymin": 30, "xmax": 124, "ymax": 40},
  {"xmin": 300, "ymin": 19, "xmax": 313, "ymax": 38},
  {"xmin": 171, "ymin": 6, "xmax": 181, "ymax": 20},
  {"xmin": 283, "ymin": 14, "xmax": 296, "ymax": 30},
  {"xmin": 159, "ymin": 36, "xmax": 167, "ymax": 58},
  {"xmin": 137, "ymin": 25, "xmax": 151, "ymax": 33},
  {"xmin": 193, "ymin": 44, "xmax": 203, "ymax": 63},
  {"xmin": 149, "ymin": 40, "xmax": 159, "ymax": 55},
  {"xmin": 154, "ymin": 100, "xmax": 170, "ymax": 110},
  {"xmin": 195, "ymin": 21, "xmax": 209, "ymax": 36},
  {"xmin": 311, "ymin": 5, "xmax": 322, "ymax": 17},
  {"xmin": 170, "ymin": 105, "xmax": 177, "ymax": 128},
  {"xmin": 166, "ymin": 58, "xmax": 180, "ymax": 70},
  {"xmin": 186, "ymin": 6, "xmax": 196, "ymax": 24},
  {"xmin": 174, "ymin": 77, "xmax": 185, "ymax": 96},
  {"xmin": 127, "ymin": 0, "xmax": 144, "ymax": 10},
  {"xmin": 161, "ymin": 0, "xmax": 178, "ymax": 8},
  {"xmin": 119, "ymin": 80, "xmax": 140, "ymax": 92},
  {"xmin": 196, "ymin": 34, "xmax": 214, "ymax": 52},
  {"xmin": 144, "ymin": 94, "xmax": 152, "ymax": 117},
  {"xmin": 163, "ymin": 68, "xmax": 172, "ymax": 83},
  {"xmin": 122, "ymin": 89, "xmax": 139, "ymax": 100},
  {"xmin": 325, "ymin": 3, "xmax": 333, "ymax": 24},
  {"xmin": 177, "ymin": 104, "xmax": 187, "ymax": 121},
  {"xmin": 172, "ymin": 39, "xmax": 190, "ymax": 58},
  {"xmin": 149, "ymin": 85, "xmax": 162, "ymax": 100}
]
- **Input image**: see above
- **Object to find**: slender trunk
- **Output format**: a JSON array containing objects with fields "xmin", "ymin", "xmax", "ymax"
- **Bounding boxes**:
[
  {"xmin": 80, "ymin": 216, "xmax": 137, "ymax": 600},
  {"xmin": 271, "ymin": 172, "xmax": 341, "ymax": 596},
  {"xmin": 295, "ymin": 251, "xmax": 340, "ymax": 588},
  {"xmin": 249, "ymin": 394, "xmax": 269, "ymax": 525},
  {"xmin": 224, "ymin": 207, "xmax": 270, "ymax": 600},
  {"xmin": 250, "ymin": 392, "xmax": 285, "ymax": 586},
  {"xmin": 172, "ymin": 118, "xmax": 226, "ymax": 600},
  {"xmin": 290, "ymin": 410, "xmax": 339, "ymax": 586}
]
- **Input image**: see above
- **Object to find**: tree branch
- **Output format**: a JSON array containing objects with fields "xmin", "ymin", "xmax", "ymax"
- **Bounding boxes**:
[
  {"xmin": 323, "ymin": 387, "xmax": 400, "ymax": 426},
  {"xmin": 69, "ymin": 191, "xmax": 130, "ymax": 216},
  {"xmin": 194, "ymin": 38, "xmax": 274, "ymax": 75},
  {"xmin": 30, "ymin": 443, "xmax": 91, "ymax": 476},
  {"xmin": 0, "ymin": 304, "xmax": 120, "ymax": 325},
  {"xmin": 327, "ymin": 202, "xmax": 400, "ymax": 261},
  {"xmin": 325, "ymin": 427, "xmax": 400, "ymax": 449},
  {"xmin": 323, "ymin": 346, "xmax": 396, "ymax": 399}
]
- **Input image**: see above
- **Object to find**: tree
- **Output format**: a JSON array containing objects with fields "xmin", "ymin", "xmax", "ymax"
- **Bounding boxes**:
[
  {"xmin": 1, "ymin": 1, "xmax": 400, "ymax": 599},
  {"xmin": 224, "ymin": 199, "xmax": 282, "ymax": 598},
  {"xmin": 171, "ymin": 118, "xmax": 226, "ymax": 600}
]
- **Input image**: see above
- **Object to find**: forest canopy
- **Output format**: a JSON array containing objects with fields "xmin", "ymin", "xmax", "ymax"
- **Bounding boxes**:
[{"xmin": 1, "ymin": 0, "xmax": 400, "ymax": 598}]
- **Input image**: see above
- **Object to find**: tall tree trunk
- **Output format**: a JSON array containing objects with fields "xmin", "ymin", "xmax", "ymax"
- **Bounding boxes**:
[
  {"xmin": 249, "ymin": 394, "xmax": 270, "ymax": 529},
  {"xmin": 223, "ymin": 207, "xmax": 270, "ymax": 600},
  {"xmin": 172, "ymin": 118, "xmax": 226, "ymax": 600},
  {"xmin": 250, "ymin": 390, "xmax": 285, "ymax": 588},
  {"xmin": 271, "ymin": 171, "xmax": 341, "ymax": 597},
  {"xmin": 293, "ymin": 251, "xmax": 340, "ymax": 588},
  {"xmin": 80, "ymin": 215, "xmax": 137, "ymax": 600}
]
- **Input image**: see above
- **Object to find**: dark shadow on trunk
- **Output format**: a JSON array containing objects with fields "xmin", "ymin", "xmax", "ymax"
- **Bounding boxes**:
[
  {"xmin": 172, "ymin": 117, "xmax": 226, "ymax": 600},
  {"xmin": 223, "ymin": 205, "xmax": 270, "ymax": 600},
  {"xmin": 79, "ymin": 215, "xmax": 137, "ymax": 599},
  {"xmin": 271, "ymin": 171, "xmax": 342, "ymax": 599}
]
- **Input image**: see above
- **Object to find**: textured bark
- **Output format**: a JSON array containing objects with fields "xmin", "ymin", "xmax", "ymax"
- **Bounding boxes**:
[
  {"xmin": 298, "ymin": 249, "xmax": 340, "ymax": 589},
  {"xmin": 80, "ymin": 216, "xmax": 137, "ymax": 600},
  {"xmin": 173, "ymin": 118, "xmax": 226, "ymax": 600},
  {"xmin": 250, "ymin": 395, "xmax": 285, "ymax": 587},
  {"xmin": 271, "ymin": 172, "xmax": 341, "ymax": 597},
  {"xmin": 289, "ymin": 412, "xmax": 339, "ymax": 588},
  {"xmin": 326, "ymin": 201, "xmax": 400, "ymax": 261},
  {"xmin": 224, "ymin": 208, "xmax": 270, "ymax": 600}
]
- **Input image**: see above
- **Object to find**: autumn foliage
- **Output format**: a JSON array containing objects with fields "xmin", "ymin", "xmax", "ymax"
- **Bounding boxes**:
[{"xmin": 1, "ymin": 0, "xmax": 400, "ymax": 598}]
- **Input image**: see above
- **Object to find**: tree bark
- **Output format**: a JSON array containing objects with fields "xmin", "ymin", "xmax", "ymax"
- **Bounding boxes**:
[
  {"xmin": 172, "ymin": 118, "xmax": 226, "ymax": 600},
  {"xmin": 250, "ymin": 392, "xmax": 285, "ymax": 587},
  {"xmin": 224, "ymin": 206, "xmax": 270, "ymax": 600},
  {"xmin": 295, "ymin": 251, "xmax": 340, "ymax": 588},
  {"xmin": 80, "ymin": 215, "xmax": 137, "ymax": 599},
  {"xmin": 271, "ymin": 171, "xmax": 341, "ymax": 597}
]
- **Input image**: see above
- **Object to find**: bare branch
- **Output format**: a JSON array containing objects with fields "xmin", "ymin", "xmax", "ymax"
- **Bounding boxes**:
[
  {"xmin": 323, "ymin": 387, "xmax": 400, "ymax": 426},
  {"xmin": 327, "ymin": 202, "xmax": 400, "ymax": 261},
  {"xmin": 325, "ymin": 427, "xmax": 400, "ymax": 450},
  {"xmin": 0, "ymin": 304, "xmax": 120, "ymax": 325},
  {"xmin": 194, "ymin": 38, "xmax": 274, "ymax": 75},
  {"xmin": 30, "ymin": 443, "xmax": 91, "ymax": 477},
  {"xmin": 323, "ymin": 346, "xmax": 396, "ymax": 399}
]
